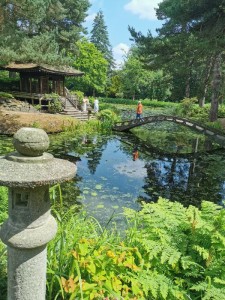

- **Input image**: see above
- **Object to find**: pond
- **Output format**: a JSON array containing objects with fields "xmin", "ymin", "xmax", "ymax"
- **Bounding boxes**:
[{"xmin": 1, "ymin": 122, "xmax": 225, "ymax": 226}]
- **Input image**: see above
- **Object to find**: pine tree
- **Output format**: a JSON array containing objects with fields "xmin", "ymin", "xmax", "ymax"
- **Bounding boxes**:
[
  {"xmin": 0, "ymin": 0, "xmax": 91, "ymax": 65},
  {"xmin": 90, "ymin": 10, "xmax": 114, "ymax": 70}
]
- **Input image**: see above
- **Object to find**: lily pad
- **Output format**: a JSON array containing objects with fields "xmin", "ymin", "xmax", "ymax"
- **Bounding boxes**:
[
  {"xmin": 96, "ymin": 204, "xmax": 104, "ymax": 208},
  {"xmin": 95, "ymin": 184, "xmax": 102, "ymax": 190}
]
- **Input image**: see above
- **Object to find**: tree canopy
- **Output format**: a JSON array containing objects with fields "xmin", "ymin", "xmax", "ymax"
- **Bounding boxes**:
[
  {"xmin": 90, "ymin": 10, "xmax": 114, "ymax": 70},
  {"xmin": 68, "ymin": 39, "xmax": 108, "ymax": 95},
  {"xmin": 129, "ymin": 0, "xmax": 225, "ymax": 120},
  {"xmin": 119, "ymin": 47, "xmax": 172, "ymax": 100},
  {"xmin": 0, "ymin": 0, "xmax": 90, "ymax": 65}
]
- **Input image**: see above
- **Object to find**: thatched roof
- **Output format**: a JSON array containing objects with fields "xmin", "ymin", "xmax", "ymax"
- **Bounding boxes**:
[{"xmin": 0, "ymin": 63, "xmax": 84, "ymax": 77}]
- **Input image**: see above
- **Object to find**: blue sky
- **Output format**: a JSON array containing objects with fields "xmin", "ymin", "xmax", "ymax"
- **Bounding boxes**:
[{"xmin": 84, "ymin": 0, "xmax": 163, "ymax": 67}]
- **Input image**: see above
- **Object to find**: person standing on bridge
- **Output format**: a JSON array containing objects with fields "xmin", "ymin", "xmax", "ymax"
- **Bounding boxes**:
[{"xmin": 136, "ymin": 101, "xmax": 143, "ymax": 119}]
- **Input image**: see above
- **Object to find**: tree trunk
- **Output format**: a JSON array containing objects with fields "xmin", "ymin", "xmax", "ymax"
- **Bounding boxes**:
[
  {"xmin": 199, "ymin": 56, "xmax": 214, "ymax": 107},
  {"xmin": 185, "ymin": 57, "xmax": 194, "ymax": 98},
  {"xmin": 209, "ymin": 54, "xmax": 222, "ymax": 122}
]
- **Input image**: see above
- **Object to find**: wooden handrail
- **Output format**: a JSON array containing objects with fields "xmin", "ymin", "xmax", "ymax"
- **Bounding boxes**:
[{"xmin": 113, "ymin": 115, "xmax": 225, "ymax": 146}]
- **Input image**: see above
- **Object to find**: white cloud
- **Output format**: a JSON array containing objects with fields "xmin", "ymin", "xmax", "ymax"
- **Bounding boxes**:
[
  {"xmin": 113, "ymin": 43, "xmax": 130, "ymax": 57},
  {"xmin": 113, "ymin": 43, "xmax": 130, "ymax": 68},
  {"xmin": 85, "ymin": 13, "xmax": 97, "ymax": 22},
  {"xmin": 115, "ymin": 160, "xmax": 147, "ymax": 178},
  {"xmin": 124, "ymin": 0, "xmax": 160, "ymax": 20}
]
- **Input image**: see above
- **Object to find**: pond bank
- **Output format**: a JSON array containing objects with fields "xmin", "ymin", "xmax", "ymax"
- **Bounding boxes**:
[{"xmin": 0, "ymin": 109, "xmax": 80, "ymax": 135}]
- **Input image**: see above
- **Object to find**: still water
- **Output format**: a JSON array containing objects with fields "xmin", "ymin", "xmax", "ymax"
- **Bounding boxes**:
[
  {"xmin": 1, "ymin": 125, "xmax": 225, "ymax": 225},
  {"xmin": 48, "ymin": 126, "xmax": 225, "ymax": 225}
]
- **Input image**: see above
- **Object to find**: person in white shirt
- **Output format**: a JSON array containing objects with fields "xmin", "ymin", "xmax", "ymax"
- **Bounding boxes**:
[
  {"xmin": 94, "ymin": 98, "xmax": 99, "ymax": 113},
  {"xmin": 82, "ymin": 96, "xmax": 88, "ymax": 112}
]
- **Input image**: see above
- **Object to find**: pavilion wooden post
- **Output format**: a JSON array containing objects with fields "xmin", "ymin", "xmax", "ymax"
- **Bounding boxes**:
[{"xmin": 29, "ymin": 78, "xmax": 32, "ymax": 94}]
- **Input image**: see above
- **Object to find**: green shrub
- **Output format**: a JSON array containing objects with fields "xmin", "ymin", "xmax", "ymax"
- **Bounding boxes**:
[
  {"xmin": 44, "ymin": 93, "xmax": 63, "ymax": 113},
  {"xmin": 71, "ymin": 90, "xmax": 84, "ymax": 105},
  {"xmin": 47, "ymin": 198, "xmax": 225, "ymax": 299},
  {"xmin": 99, "ymin": 97, "xmax": 178, "ymax": 109},
  {"xmin": 0, "ymin": 187, "xmax": 7, "ymax": 299},
  {"xmin": 96, "ymin": 109, "xmax": 121, "ymax": 132},
  {"xmin": 0, "ymin": 186, "xmax": 8, "ymax": 225},
  {"xmin": 0, "ymin": 92, "xmax": 14, "ymax": 99},
  {"xmin": 48, "ymin": 99, "xmax": 63, "ymax": 113}
]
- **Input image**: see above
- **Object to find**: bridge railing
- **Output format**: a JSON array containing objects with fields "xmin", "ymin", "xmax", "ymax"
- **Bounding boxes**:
[{"xmin": 113, "ymin": 115, "xmax": 225, "ymax": 146}]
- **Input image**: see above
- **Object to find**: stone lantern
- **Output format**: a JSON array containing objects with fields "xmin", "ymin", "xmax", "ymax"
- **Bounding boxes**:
[{"xmin": 0, "ymin": 127, "xmax": 76, "ymax": 300}]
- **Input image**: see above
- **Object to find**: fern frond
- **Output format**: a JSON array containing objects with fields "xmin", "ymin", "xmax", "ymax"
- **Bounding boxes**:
[
  {"xmin": 161, "ymin": 247, "xmax": 181, "ymax": 267},
  {"xmin": 193, "ymin": 245, "xmax": 210, "ymax": 260}
]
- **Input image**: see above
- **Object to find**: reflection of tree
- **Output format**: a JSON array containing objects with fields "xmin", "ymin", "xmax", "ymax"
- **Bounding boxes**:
[
  {"xmin": 118, "ymin": 130, "xmax": 225, "ymax": 207},
  {"xmin": 143, "ymin": 152, "xmax": 225, "ymax": 207},
  {"xmin": 48, "ymin": 134, "xmax": 108, "ymax": 209},
  {"xmin": 85, "ymin": 136, "xmax": 107, "ymax": 174},
  {"xmin": 48, "ymin": 130, "xmax": 225, "ymax": 210},
  {"xmin": 49, "ymin": 134, "xmax": 108, "ymax": 174}
]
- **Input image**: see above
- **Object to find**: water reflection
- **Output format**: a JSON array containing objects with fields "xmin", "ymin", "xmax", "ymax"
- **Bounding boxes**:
[
  {"xmin": 48, "ymin": 131, "xmax": 225, "ymax": 224},
  {"xmin": 1, "ymin": 130, "xmax": 225, "ymax": 225}
]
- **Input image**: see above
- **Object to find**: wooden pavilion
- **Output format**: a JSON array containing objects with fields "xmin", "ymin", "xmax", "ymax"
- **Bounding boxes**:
[{"xmin": 0, "ymin": 63, "xmax": 84, "ymax": 107}]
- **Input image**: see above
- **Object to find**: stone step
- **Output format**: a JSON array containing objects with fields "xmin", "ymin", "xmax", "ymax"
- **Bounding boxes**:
[{"xmin": 60, "ymin": 111, "xmax": 95, "ymax": 121}]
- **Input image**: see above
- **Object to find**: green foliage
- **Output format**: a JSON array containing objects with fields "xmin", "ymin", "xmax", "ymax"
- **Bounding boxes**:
[
  {"xmin": 129, "ymin": 0, "xmax": 225, "ymax": 106},
  {"xmin": 0, "ymin": 71, "xmax": 19, "ymax": 92},
  {"xmin": 97, "ymin": 109, "xmax": 120, "ymax": 132},
  {"xmin": 0, "ymin": 187, "xmax": 8, "ymax": 299},
  {"xmin": 0, "ymin": 240, "xmax": 7, "ymax": 299},
  {"xmin": 120, "ymin": 48, "xmax": 172, "ymax": 101},
  {"xmin": 106, "ymin": 74, "xmax": 123, "ymax": 98},
  {"xmin": 97, "ymin": 109, "xmax": 119, "ymax": 121},
  {"xmin": 48, "ymin": 100, "xmax": 63, "ymax": 114},
  {"xmin": 100, "ymin": 97, "xmax": 178, "ymax": 109},
  {"xmin": 71, "ymin": 90, "xmax": 84, "ymax": 104},
  {"xmin": 90, "ymin": 10, "xmax": 114, "ymax": 70},
  {"xmin": 0, "ymin": 0, "xmax": 90, "ymax": 64},
  {"xmin": 68, "ymin": 39, "xmax": 108, "ymax": 95},
  {"xmin": 31, "ymin": 121, "xmax": 41, "ymax": 128},
  {"xmin": 44, "ymin": 93, "xmax": 63, "ymax": 113},
  {"xmin": 0, "ymin": 187, "xmax": 8, "ymax": 225},
  {"xmin": 175, "ymin": 99, "xmax": 225, "ymax": 124},
  {"xmin": 179, "ymin": 97, "xmax": 198, "ymax": 114},
  {"xmin": 0, "ymin": 92, "xmax": 14, "ymax": 99},
  {"xmin": 1, "ymin": 181, "xmax": 225, "ymax": 299},
  {"xmin": 46, "ymin": 198, "xmax": 225, "ymax": 299},
  {"xmin": 125, "ymin": 199, "xmax": 225, "ymax": 299},
  {"xmin": 17, "ymin": 32, "xmax": 72, "ymax": 65}
]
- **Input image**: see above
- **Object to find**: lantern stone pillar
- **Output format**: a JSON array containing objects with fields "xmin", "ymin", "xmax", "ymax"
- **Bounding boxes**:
[{"xmin": 0, "ymin": 127, "xmax": 76, "ymax": 300}]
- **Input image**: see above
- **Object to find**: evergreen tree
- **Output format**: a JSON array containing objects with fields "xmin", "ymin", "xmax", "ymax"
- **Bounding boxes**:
[
  {"xmin": 129, "ymin": 0, "xmax": 225, "ymax": 120},
  {"xmin": 0, "ymin": 0, "xmax": 90, "ymax": 65},
  {"xmin": 90, "ymin": 10, "xmax": 114, "ymax": 70}
]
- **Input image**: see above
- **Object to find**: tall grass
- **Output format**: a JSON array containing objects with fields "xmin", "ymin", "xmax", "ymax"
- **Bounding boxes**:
[
  {"xmin": 47, "ymin": 186, "xmax": 225, "ymax": 299},
  {"xmin": 0, "ymin": 184, "xmax": 225, "ymax": 299},
  {"xmin": 0, "ymin": 187, "xmax": 8, "ymax": 299}
]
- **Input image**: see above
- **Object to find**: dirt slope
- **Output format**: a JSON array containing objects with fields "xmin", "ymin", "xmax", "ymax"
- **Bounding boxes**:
[{"xmin": 0, "ymin": 109, "xmax": 79, "ymax": 135}]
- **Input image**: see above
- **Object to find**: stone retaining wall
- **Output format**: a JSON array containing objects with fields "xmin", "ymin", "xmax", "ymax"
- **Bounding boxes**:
[{"xmin": 0, "ymin": 98, "xmax": 37, "ymax": 113}]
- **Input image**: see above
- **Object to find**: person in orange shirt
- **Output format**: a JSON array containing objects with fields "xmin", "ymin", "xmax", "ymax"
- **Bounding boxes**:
[
  {"xmin": 136, "ymin": 101, "xmax": 143, "ymax": 119},
  {"xmin": 132, "ymin": 146, "xmax": 139, "ymax": 161}
]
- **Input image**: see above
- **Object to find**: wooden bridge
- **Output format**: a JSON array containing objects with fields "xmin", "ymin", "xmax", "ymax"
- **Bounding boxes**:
[{"xmin": 113, "ymin": 115, "xmax": 225, "ymax": 146}]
